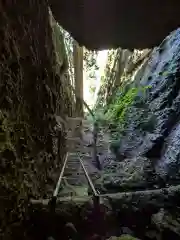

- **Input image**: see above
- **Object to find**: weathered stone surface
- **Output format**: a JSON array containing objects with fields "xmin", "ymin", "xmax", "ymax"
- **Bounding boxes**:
[
  {"xmin": 108, "ymin": 29, "xmax": 180, "ymax": 188},
  {"xmin": 0, "ymin": 2, "xmax": 73, "ymax": 238},
  {"xmin": 152, "ymin": 208, "xmax": 180, "ymax": 237},
  {"xmin": 95, "ymin": 157, "xmax": 156, "ymax": 193}
]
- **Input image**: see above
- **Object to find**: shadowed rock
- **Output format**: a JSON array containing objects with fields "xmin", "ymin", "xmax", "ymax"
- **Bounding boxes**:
[{"xmin": 50, "ymin": 0, "xmax": 180, "ymax": 50}]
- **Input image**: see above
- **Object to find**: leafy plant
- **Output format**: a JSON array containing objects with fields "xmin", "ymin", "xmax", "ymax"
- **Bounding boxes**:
[
  {"xmin": 106, "ymin": 87, "xmax": 138, "ymax": 122},
  {"xmin": 104, "ymin": 85, "xmax": 151, "ymax": 132}
]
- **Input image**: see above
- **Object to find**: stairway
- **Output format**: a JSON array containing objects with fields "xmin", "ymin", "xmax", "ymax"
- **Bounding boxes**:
[
  {"xmin": 57, "ymin": 118, "xmax": 100, "ymax": 197},
  {"xmin": 55, "ymin": 117, "xmax": 116, "ymax": 198}
]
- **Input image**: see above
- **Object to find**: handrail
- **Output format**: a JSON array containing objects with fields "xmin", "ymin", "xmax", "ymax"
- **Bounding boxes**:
[
  {"xmin": 53, "ymin": 152, "xmax": 69, "ymax": 197},
  {"xmin": 68, "ymin": 83, "xmax": 95, "ymax": 119},
  {"xmin": 53, "ymin": 152, "xmax": 98, "ymax": 199},
  {"xmin": 92, "ymin": 121, "xmax": 100, "ymax": 169},
  {"xmin": 78, "ymin": 155, "xmax": 98, "ymax": 196}
]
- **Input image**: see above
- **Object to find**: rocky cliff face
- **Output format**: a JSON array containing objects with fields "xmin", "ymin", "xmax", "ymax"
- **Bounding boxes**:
[
  {"xmin": 100, "ymin": 28, "xmax": 180, "ymax": 191},
  {"xmin": 91, "ymin": 28, "xmax": 180, "ymax": 240},
  {"xmin": 0, "ymin": 2, "xmax": 72, "ymax": 238}
]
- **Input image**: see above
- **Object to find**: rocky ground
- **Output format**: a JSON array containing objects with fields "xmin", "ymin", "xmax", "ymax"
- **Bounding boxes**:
[
  {"xmin": 27, "ymin": 114, "xmax": 180, "ymax": 240},
  {"xmin": 92, "ymin": 28, "xmax": 180, "ymax": 240}
]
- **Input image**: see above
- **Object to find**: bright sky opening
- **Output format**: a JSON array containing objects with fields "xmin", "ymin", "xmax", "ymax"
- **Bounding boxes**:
[{"xmin": 83, "ymin": 50, "xmax": 108, "ymax": 107}]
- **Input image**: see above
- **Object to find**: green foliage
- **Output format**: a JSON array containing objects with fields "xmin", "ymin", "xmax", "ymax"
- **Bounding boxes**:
[
  {"xmin": 105, "ymin": 87, "xmax": 138, "ymax": 122},
  {"xmin": 104, "ymin": 85, "xmax": 151, "ymax": 131}
]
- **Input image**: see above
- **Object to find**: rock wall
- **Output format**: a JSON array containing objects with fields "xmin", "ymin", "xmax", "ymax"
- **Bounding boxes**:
[
  {"xmin": 0, "ymin": 1, "xmax": 73, "ymax": 238},
  {"xmin": 102, "ymin": 28, "xmax": 180, "ymax": 191},
  {"xmin": 94, "ymin": 31, "xmax": 180, "ymax": 238}
]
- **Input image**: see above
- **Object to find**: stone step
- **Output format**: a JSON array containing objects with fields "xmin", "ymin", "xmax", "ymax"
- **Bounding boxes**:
[
  {"xmin": 66, "ymin": 137, "xmax": 82, "ymax": 141},
  {"xmin": 66, "ymin": 162, "xmax": 80, "ymax": 165},
  {"xmin": 66, "ymin": 163, "xmax": 80, "ymax": 167},
  {"xmin": 65, "ymin": 165, "xmax": 90, "ymax": 171},
  {"xmin": 68, "ymin": 156, "xmax": 92, "ymax": 162},
  {"xmin": 66, "ymin": 161, "xmax": 80, "ymax": 165},
  {"xmin": 65, "ymin": 164, "xmax": 80, "ymax": 168},
  {"xmin": 65, "ymin": 165, "xmax": 79, "ymax": 170},
  {"xmin": 65, "ymin": 168, "xmax": 80, "ymax": 172},
  {"xmin": 63, "ymin": 176, "xmax": 81, "ymax": 180},
  {"xmin": 66, "ymin": 158, "xmax": 88, "ymax": 166},
  {"xmin": 68, "ymin": 152, "xmax": 91, "ymax": 157},
  {"xmin": 61, "ymin": 117, "xmax": 114, "ymax": 187},
  {"xmin": 68, "ymin": 148, "xmax": 93, "ymax": 154}
]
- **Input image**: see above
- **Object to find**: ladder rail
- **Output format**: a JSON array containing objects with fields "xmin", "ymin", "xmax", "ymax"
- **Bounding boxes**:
[
  {"xmin": 53, "ymin": 117, "xmax": 99, "ymax": 198},
  {"xmin": 53, "ymin": 152, "xmax": 69, "ymax": 197},
  {"xmin": 78, "ymin": 155, "xmax": 98, "ymax": 197}
]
